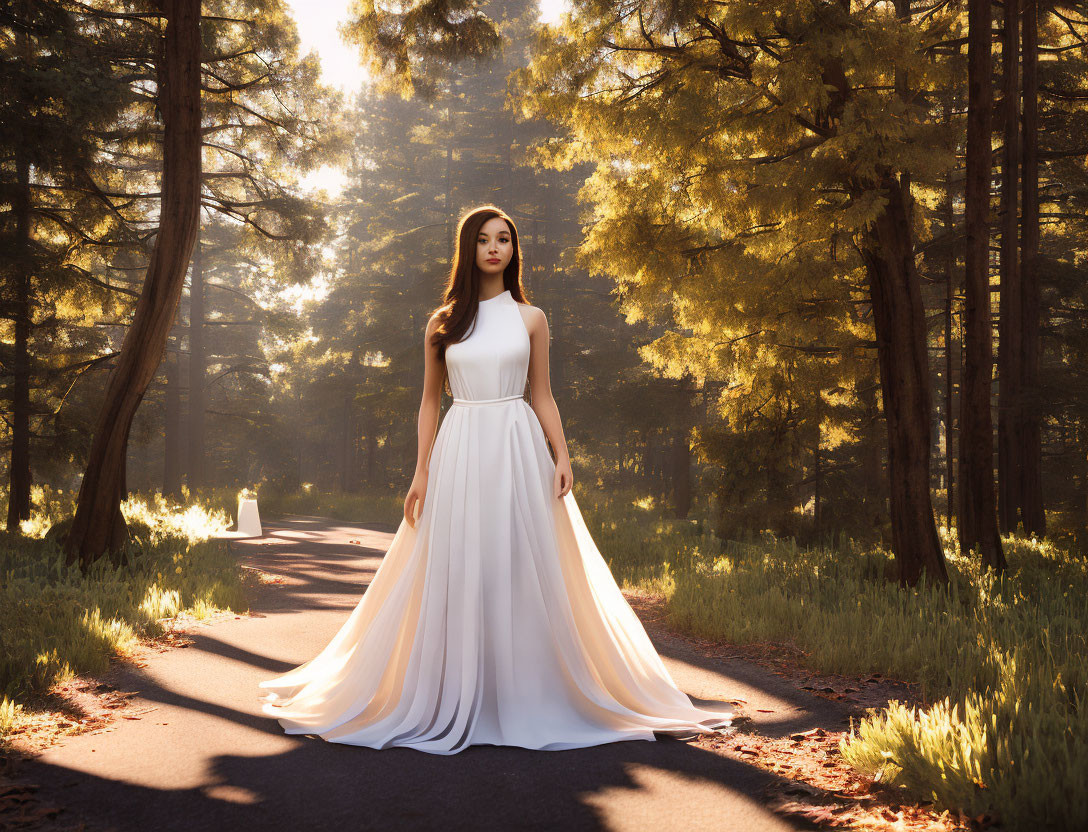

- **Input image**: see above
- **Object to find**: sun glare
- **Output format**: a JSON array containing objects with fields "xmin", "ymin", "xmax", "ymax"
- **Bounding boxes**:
[
  {"xmin": 538, "ymin": 0, "xmax": 570, "ymax": 25},
  {"xmin": 285, "ymin": 0, "xmax": 369, "ymax": 97}
]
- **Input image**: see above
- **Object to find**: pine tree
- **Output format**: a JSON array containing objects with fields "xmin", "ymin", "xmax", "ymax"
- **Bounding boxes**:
[{"xmin": 513, "ymin": 0, "xmax": 957, "ymax": 581}]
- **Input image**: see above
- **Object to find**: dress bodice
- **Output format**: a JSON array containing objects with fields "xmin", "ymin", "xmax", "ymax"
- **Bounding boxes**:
[{"xmin": 444, "ymin": 289, "xmax": 530, "ymax": 402}]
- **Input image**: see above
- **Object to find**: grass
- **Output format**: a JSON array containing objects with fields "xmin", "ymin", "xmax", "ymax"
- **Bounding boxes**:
[
  {"xmin": 0, "ymin": 484, "xmax": 249, "ymax": 743},
  {"xmin": 572, "ymin": 488, "xmax": 1087, "ymax": 830}
]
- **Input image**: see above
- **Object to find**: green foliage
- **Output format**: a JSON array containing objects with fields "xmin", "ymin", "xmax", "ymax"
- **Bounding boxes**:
[
  {"xmin": 0, "ymin": 0, "xmax": 347, "ymax": 504},
  {"xmin": 836, "ymin": 534, "xmax": 1088, "ymax": 828}
]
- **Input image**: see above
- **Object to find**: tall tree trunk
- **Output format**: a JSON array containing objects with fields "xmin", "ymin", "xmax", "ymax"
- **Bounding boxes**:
[
  {"xmin": 6, "ymin": 137, "xmax": 33, "ymax": 532},
  {"xmin": 813, "ymin": 434, "xmax": 822, "ymax": 539},
  {"xmin": 364, "ymin": 422, "xmax": 377, "ymax": 491},
  {"xmin": 961, "ymin": 0, "xmax": 1007, "ymax": 569},
  {"xmin": 340, "ymin": 391, "xmax": 354, "ymax": 492},
  {"xmin": 670, "ymin": 430, "xmax": 691, "ymax": 519},
  {"xmin": 860, "ymin": 173, "xmax": 949, "ymax": 585},
  {"xmin": 377, "ymin": 420, "xmax": 388, "ymax": 484},
  {"xmin": 670, "ymin": 376, "xmax": 694, "ymax": 518},
  {"xmin": 187, "ymin": 229, "xmax": 206, "ymax": 489},
  {"xmin": 293, "ymin": 392, "xmax": 304, "ymax": 491},
  {"xmin": 650, "ymin": 435, "xmax": 665, "ymax": 497},
  {"xmin": 445, "ymin": 100, "xmax": 453, "ymax": 265},
  {"xmin": 943, "ymin": 119, "xmax": 957, "ymax": 528},
  {"xmin": 997, "ymin": 0, "xmax": 1022, "ymax": 533},
  {"xmin": 1020, "ymin": 0, "xmax": 1045, "ymax": 535},
  {"xmin": 858, "ymin": 372, "xmax": 885, "ymax": 537},
  {"xmin": 164, "ymin": 338, "xmax": 183, "ymax": 497},
  {"xmin": 63, "ymin": 0, "xmax": 202, "ymax": 566}
]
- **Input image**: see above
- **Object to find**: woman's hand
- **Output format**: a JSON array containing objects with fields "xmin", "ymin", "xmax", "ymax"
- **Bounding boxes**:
[
  {"xmin": 553, "ymin": 457, "xmax": 573, "ymax": 499},
  {"xmin": 404, "ymin": 471, "xmax": 428, "ymax": 528}
]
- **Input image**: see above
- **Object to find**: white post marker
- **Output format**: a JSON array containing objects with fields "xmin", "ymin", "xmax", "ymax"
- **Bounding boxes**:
[{"xmin": 237, "ymin": 494, "xmax": 262, "ymax": 537}]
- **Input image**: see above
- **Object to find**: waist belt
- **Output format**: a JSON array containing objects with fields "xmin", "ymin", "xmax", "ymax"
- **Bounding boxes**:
[{"xmin": 451, "ymin": 393, "xmax": 526, "ymax": 407}]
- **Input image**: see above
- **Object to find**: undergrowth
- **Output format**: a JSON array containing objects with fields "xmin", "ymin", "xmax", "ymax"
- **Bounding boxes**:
[{"xmin": 0, "ymin": 485, "xmax": 248, "ymax": 742}]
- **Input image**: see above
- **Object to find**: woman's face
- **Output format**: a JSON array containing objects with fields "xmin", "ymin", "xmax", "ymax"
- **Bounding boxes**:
[{"xmin": 475, "ymin": 217, "xmax": 513, "ymax": 278}]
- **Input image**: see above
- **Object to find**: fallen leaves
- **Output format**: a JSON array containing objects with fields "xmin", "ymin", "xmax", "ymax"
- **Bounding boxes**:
[
  {"xmin": 240, "ymin": 564, "xmax": 287, "ymax": 585},
  {"xmin": 2, "ymin": 669, "xmax": 154, "ymax": 755}
]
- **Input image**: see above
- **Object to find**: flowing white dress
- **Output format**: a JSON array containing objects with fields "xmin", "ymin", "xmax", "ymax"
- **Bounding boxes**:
[{"xmin": 257, "ymin": 288, "xmax": 733, "ymax": 754}]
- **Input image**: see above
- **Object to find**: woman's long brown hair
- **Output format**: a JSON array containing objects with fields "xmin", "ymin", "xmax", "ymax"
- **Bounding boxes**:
[{"xmin": 429, "ymin": 206, "xmax": 529, "ymax": 374}]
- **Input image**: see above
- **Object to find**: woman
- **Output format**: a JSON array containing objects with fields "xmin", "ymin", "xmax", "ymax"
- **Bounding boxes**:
[{"xmin": 258, "ymin": 205, "xmax": 733, "ymax": 754}]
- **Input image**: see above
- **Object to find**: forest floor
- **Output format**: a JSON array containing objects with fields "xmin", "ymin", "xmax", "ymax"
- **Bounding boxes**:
[{"xmin": 0, "ymin": 516, "xmax": 977, "ymax": 831}]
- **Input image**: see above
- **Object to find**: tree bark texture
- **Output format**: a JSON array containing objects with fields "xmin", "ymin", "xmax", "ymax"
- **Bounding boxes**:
[
  {"xmin": 164, "ymin": 340, "xmax": 183, "ymax": 497},
  {"xmin": 998, "ymin": 0, "xmax": 1023, "ymax": 533},
  {"xmin": 861, "ymin": 174, "xmax": 949, "ymax": 585},
  {"xmin": 960, "ymin": 0, "xmax": 1007, "ymax": 569},
  {"xmin": 1020, "ymin": 0, "xmax": 1045, "ymax": 535},
  {"xmin": 187, "ymin": 230, "xmax": 206, "ymax": 489},
  {"xmin": 6, "ymin": 138, "xmax": 33, "ymax": 532},
  {"xmin": 64, "ymin": 0, "xmax": 202, "ymax": 566}
]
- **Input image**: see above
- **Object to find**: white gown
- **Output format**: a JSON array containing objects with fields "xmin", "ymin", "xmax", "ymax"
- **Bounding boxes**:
[{"xmin": 257, "ymin": 288, "xmax": 733, "ymax": 754}]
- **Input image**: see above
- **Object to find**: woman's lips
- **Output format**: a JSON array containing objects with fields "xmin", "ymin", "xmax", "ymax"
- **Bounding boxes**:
[{"xmin": 487, "ymin": 258, "xmax": 501, "ymax": 263}]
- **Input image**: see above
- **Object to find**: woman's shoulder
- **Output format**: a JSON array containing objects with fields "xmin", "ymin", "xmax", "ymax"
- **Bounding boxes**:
[
  {"xmin": 514, "ymin": 294, "xmax": 543, "ymax": 313},
  {"xmin": 514, "ymin": 299, "xmax": 547, "ymax": 333},
  {"xmin": 425, "ymin": 306, "xmax": 449, "ymax": 336}
]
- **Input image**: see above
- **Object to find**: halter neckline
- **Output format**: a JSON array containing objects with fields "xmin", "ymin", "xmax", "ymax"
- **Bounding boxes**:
[{"xmin": 478, "ymin": 289, "xmax": 511, "ymax": 305}]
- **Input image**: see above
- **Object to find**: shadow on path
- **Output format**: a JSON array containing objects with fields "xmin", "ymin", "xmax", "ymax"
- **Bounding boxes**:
[
  {"xmin": 19, "ymin": 732, "xmax": 829, "ymax": 831},
  {"xmin": 9, "ymin": 515, "xmax": 861, "ymax": 832}
]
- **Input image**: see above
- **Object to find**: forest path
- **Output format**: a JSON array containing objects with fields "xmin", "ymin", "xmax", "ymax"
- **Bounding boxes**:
[{"xmin": 16, "ymin": 515, "xmax": 855, "ymax": 832}]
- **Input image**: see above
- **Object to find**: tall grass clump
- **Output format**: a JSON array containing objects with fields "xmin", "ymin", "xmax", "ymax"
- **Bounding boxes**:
[
  {"xmin": 834, "ymin": 536, "xmax": 1088, "ymax": 830},
  {"xmin": 0, "ymin": 485, "xmax": 248, "ymax": 740}
]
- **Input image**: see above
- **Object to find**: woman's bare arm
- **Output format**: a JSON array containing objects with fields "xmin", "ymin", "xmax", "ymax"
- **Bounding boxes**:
[
  {"xmin": 415, "ymin": 312, "xmax": 446, "ymax": 476},
  {"xmin": 522, "ymin": 305, "xmax": 572, "ymax": 495},
  {"xmin": 404, "ymin": 312, "xmax": 447, "ymax": 527}
]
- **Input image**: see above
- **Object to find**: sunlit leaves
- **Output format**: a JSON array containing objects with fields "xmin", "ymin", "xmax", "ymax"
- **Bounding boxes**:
[{"xmin": 506, "ymin": 0, "xmax": 973, "ymax": 528}]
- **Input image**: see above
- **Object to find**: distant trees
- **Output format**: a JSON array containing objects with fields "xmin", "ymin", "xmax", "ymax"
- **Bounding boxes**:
[{"xmin": 294, "ymin": 0, "xmax": 657, "ymax": 502}]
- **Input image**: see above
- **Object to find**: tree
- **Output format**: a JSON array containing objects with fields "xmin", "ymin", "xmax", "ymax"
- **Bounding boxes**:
[
  {"xmin": 2, "ymin": 0, "xmax": 344, "ymax": 542},
  {"xmin": 64, "ymin": 0, "xmax": 203, "ymax": 565},
  {"xmin": 1020, "ymin": 0, "xmax": 1044, "ymax": 535},
  {"xmin": 960, "ymin": 0, "xmax": 1006, "ymax": 569},
  {"xmin": 998, "ymin": 0, "xmax": 1022, "ymax": 534},
  {"xmin": 0, "ymin": 0, "xmax": 134, "ymax": 532},
  {"xmin": 512, "ymin": 0, "xmax": 953, "ymax": 582}
]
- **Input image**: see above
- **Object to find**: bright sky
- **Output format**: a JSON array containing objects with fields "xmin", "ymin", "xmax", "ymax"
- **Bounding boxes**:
[{"xmin": 287, "ymin": 0, "xmax": 569, "ymax": 197}]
